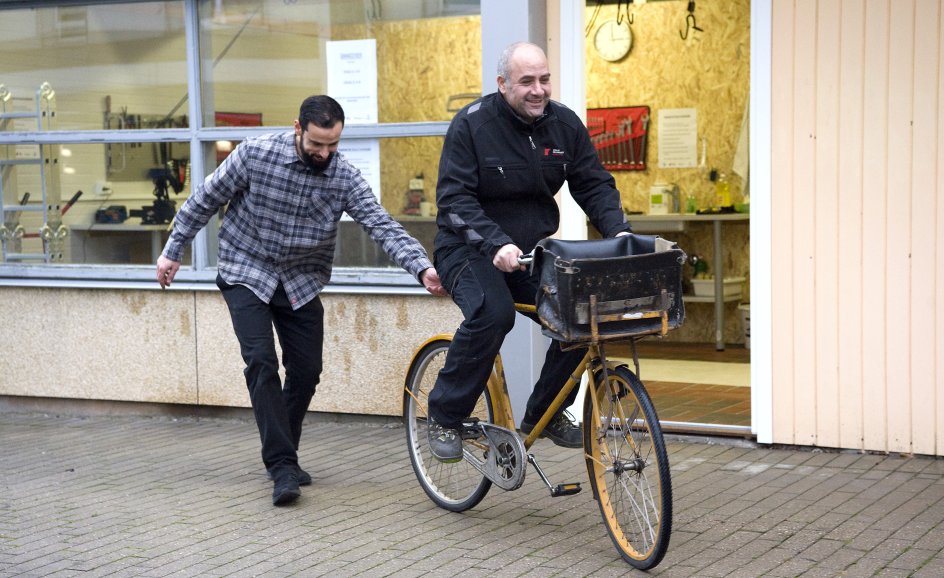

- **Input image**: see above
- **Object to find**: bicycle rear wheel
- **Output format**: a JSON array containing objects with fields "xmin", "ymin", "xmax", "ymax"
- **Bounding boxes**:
[
  {"xmin": 583, "ymin": 364, "xmax": 672, "ymax": 569},
  {"xmin": 403, "ymin": 338, "xmax": 493, "ymax": 512}
]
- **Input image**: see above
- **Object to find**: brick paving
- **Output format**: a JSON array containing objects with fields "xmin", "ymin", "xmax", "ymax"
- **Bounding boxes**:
[{"xmin": 2, "ymin": 410, "xmax": 943, "ymax": 577}]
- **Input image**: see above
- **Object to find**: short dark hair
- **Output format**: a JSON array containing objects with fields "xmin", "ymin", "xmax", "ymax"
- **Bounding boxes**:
[{"xmin": 298, "ymin": 95, "xmax": 345, "ymax": 130}]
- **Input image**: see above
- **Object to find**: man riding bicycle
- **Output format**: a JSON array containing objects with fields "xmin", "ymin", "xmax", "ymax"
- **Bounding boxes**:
[{"xmin": 425, "ymin": 41, "xmax": 631, "ymax": 462}]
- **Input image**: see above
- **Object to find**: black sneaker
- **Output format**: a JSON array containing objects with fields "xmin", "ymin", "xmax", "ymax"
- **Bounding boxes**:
[
  {"xmin": 520, "ymin": 410, "xmax": 583, "ymax": 448},
  {"xmin": 271, "ymin": 471, "xmax": 301, "ymax": 506},
  {"xmin": 427, "ymin": 419, "xmax": 463, "ymax": 463},
  {"xmin": 267, "ymin": 466, "xmax": 312, "ymax": 486}
]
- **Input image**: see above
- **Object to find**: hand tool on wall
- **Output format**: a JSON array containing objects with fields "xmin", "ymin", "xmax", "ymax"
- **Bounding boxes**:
[
  {"xmin": 680, "ymin": 1, "xmax": 704, "ymax": 40},
  {"xmin": 621, "ymin": 117, "xmax": 633, "ymax": 165},
  {"xmin": 637, "ymin": 112, "xmax": 650, "ymax": 168}
]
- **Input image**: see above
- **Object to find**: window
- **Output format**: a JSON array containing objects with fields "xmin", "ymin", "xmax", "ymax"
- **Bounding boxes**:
[{"xmin": 0, "ymin": 0, "xmax": 480, "ymax": 281}]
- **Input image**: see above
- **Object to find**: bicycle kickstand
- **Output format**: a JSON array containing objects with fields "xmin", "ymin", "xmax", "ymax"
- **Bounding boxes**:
[{"xmin": 527, "ymin": 453, "xmax": 582, "ymax": 497}]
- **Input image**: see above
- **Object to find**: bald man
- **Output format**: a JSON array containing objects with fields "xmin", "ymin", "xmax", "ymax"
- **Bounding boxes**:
[{"xmin": 425, "ymin": 42, "xmax": 631, "ymax": 462}]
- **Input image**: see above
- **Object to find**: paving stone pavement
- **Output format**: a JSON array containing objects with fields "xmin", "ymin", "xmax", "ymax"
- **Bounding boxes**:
[{"xmin": 2, "ymin": 410, "xmax": 943, "ymax": 577}]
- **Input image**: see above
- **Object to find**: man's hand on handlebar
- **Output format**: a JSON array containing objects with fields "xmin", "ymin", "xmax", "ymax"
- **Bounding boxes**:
[{"xmin": 493, "ymin": 244, "xmax": 525, "ymax": 272}]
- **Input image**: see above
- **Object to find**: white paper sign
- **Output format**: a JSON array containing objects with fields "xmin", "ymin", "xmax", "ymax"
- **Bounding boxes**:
[
  {"xmin": 338, "ymin": 138, "xmax": 381, "ymax": 209},
  {"xmin": 326, "ymin": 39, "xmax": 378, "ymax": 125},
  {"xmin": 658, "ymin": 108, "xmax": 698, "ymax": 168}
]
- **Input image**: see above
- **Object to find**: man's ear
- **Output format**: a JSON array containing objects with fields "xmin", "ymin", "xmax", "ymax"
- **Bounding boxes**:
[{"xmin": 497, "ymin": 75, "xmax": 507, "ymax": 95}]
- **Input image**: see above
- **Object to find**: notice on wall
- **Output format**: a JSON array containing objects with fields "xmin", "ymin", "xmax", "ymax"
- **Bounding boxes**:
[
  {"xmin": 338, "ymin": 139, "xmax": 381, "ymax": 220},
  {"xmin": 326, "ymin": 39, "xmax": 378, "ymax": 125},
  {"xmin": 658, "ymin": 108, "xmax": 698, "ymax": 168}
]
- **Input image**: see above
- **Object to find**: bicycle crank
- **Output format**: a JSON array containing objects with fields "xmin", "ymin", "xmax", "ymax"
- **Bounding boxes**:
[{"xmin": 461, "ymin": 423, "xmax": 526, "ymax": 491}]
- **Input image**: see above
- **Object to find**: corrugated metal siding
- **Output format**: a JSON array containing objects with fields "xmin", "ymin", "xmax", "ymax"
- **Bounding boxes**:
[{"xmin": 770, "ymin": 0, "xmax": 942, "ymax": 455}]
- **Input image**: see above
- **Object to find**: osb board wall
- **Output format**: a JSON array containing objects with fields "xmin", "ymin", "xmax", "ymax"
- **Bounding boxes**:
[
  {"xmin": 585, "ymin": 1, "xmax": 751, "ymax": 208},
  {"xmin": 586, "ymin": 1, "xmax": 751, "ymax": 343},
  {"xmin": 344, "ymin": 7, "xmax": 751, "ymax": 344},
  {"xmin": 334, "ymin": 16, "xmax": 480, "ymax": 217}
]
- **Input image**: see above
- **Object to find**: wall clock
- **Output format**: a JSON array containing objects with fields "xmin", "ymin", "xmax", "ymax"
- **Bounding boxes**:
[{"xmin": 594, "ymin": 19, "xmax": 633, "ymax": 62}]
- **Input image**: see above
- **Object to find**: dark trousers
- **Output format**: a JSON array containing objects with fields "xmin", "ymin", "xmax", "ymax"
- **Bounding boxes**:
[
  {"xmin": 427, "ymin": 246, "xmax": 586, "ymax": 428},
  {"xmin": 217, "ymin": 275, "xmax": 324, "ymax": 475}
]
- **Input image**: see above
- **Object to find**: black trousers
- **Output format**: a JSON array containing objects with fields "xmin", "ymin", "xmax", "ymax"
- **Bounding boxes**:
[
  {"xmin": 427, "ymin": 246, "xmax": 587, "ymax": 429},
  {"xmin": 217, "ymin": 275, "xmax": 324, "ymax": 475}
]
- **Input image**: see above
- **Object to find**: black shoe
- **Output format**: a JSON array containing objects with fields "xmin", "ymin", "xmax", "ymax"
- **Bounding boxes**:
[
  {"xmin": 427, "ymin": 419, "xmax": 463, "ymax": 463},
  {"xmin": 267, "ymin": 466, "xmax": 312, "ymax": 486},
  {"xmin": 520, "ymin": 410, "xmax": 583, "ymax": 448},
  {"xmin": 272, "ymin": 471, "xmax": 301, "ymax": 506}
]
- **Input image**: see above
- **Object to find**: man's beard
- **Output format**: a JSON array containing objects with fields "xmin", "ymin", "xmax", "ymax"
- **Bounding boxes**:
[{"xmin": 296, "ymin": 136, "xmax": 333, "ymax": 172}]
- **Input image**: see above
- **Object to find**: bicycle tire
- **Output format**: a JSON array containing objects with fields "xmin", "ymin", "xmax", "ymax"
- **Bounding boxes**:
[
  {"xmin": 583, "ymin": 364, "xmax": 672, "ymax": 569},
  {"xmin": 403, "ymin": 337, "xmax": 493, "ymax": 512}
]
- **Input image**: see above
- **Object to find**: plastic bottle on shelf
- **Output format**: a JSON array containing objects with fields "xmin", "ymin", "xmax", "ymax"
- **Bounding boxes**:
[{"xmin": 715, "ymin": 172, "xmax": 731, "ymax": 208}]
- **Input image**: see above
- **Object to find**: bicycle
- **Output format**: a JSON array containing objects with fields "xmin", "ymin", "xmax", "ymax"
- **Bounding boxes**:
[{"xmin": 402, "ymin": 234, "xmax": 686, "ymax": 570}]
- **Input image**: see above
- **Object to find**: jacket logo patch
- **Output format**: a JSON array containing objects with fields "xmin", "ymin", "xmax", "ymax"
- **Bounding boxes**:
[{"xmin": 544, "ymin": 148, "xmax": 565, "ymax": 157}]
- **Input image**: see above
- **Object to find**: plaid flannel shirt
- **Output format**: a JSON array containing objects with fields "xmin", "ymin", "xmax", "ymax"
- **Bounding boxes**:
[{"xmin": 163, "ymin": 132, "xmax": 432, "ymax": 309}]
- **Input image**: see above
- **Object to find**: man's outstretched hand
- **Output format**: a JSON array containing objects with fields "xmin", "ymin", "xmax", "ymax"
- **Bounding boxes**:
[
  {"xmin": 421, "ymin": 268, "xmax": 447, "ymax": 296},
  {"xmin": 156, "ymin": 255, "xmax": 179, "ymax": 289}
]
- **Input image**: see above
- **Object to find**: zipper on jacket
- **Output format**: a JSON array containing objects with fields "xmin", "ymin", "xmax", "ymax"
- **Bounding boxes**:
[
  {"xmin": 528, "ymin": 136, "xmax": 536, "ymax": 150},
  {"xmin": 498, "ymin": 166, "xmax": 505, "ymax": 178}
]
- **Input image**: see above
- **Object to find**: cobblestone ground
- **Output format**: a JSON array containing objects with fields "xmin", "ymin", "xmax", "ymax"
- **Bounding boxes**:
[{"xmin": 1, "ymin": 412, "xmax": 943, "ymax": 577}]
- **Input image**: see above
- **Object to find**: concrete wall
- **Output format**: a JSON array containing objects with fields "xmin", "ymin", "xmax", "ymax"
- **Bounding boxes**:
[{"xmin": 0, "ymin": 286, "xmax": 462, "ymax": 416}]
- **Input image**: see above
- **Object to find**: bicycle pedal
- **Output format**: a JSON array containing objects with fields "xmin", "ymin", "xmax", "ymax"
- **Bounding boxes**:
[
  {"xmin": 459, "ymin": 420, "xmax": 483, "ymax": 440},
  {"xmin": 550, "ymin": 483, "xmax": 582, "ymax": 497}
]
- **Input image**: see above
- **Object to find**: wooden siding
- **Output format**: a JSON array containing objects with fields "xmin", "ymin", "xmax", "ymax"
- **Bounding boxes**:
[{"xmin": 770, "ymin": 0, "xmax": 943, "ymax": 455}]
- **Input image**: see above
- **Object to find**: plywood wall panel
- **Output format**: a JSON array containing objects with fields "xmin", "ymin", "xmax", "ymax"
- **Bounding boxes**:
[
  {"xmin": 813, "ymin": 0, "xmax": 842, "ymax": 448},
  {"xmin": 773, "ymin": 0, "xmax": 943, "ymax": 454},
  {"xmin": 937, "ymin": 1, "xmax": 944, "ymax": 458},
  {"xmin": 584, "ymin": 0, "xmax": 750, "ymax": 209},
  {"xmin": 584, "ymin": 1, "xmax": 751, "ymax": 345},
  {"xmin": 910, "ymin": 0, "xmax": 941, "ymax": 455},
  {"xmin": 771, "ymin": 0, "xmax": 798, "ymax": 444},
  {"xmin": 859, "ymin": 0, "xmax": 891, "ymax": 452},
  {"xmin": 836, "ymin": 0, "xmax": 867, "ymax": 450},
  {"xmin": 790, "ymin": 0, "xmax": 820, "ymax": 446},
  {"xmin": 884, "ymin": 2, "xmax": 916, "ymax": 453}
]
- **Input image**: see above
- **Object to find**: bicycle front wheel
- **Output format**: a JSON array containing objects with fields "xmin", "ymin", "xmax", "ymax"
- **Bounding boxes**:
[
  {"xmin": 403, "ymin": 337, "xmax": 493, "ymax": 512},
  {"xmin": 583, "ymin": 364, "xmax": 672, "ymax": 570}
]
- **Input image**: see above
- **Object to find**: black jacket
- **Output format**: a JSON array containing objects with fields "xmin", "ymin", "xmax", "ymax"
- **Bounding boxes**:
[{"xmin": 434, "ymin": 92, "xmax": 631, "ymax": 258}]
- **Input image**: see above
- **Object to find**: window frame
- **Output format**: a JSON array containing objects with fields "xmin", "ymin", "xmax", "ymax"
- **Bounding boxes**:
[{"xmin": 0, "ymin": 0, "xmax": 451, "ymax": 292}]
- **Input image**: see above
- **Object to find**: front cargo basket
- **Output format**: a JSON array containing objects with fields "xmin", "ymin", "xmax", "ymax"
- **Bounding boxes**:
[{"xmin": 531, "ymin": 235, "xmax": 686, "ymax": 343}]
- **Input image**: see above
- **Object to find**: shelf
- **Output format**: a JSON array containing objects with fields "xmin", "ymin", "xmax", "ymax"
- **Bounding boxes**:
[{"xmin": 683, "ymin": 294, "xmax": 744, "ymax": 304}]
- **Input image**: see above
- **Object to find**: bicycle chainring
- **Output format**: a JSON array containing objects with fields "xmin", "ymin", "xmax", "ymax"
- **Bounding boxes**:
[{"xmin": 462, "ymin": 423, "xmax": 526, "ymax": 491}]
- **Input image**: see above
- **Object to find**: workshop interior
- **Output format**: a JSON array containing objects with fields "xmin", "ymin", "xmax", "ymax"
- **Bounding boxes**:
[{"xmin": 0, "ymin": 0, "xmax": 751, "ymax": 429}]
